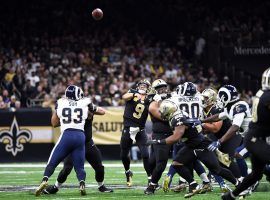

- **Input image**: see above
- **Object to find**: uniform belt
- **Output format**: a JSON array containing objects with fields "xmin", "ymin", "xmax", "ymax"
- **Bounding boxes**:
[{"xmin": 65, "ymin": 128, "xmax": 84, "ymax": 133}]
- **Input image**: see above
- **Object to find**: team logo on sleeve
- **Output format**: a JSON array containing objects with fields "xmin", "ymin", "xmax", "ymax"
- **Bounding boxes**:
[{"xmin": 0, "ymin": 117, "xmax": 32, "ymax": 156}]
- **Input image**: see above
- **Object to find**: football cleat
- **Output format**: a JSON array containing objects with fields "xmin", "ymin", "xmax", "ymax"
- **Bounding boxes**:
[
  {"xmin": 184, "ymin": 182, "xmax": 201, "ymax": 198},
  {"xmin": 43, "ymin": 185, "xmax": 59, "ymax": 194},
  {"xmin": 220, "ymin": 183, "xmax": 231, "ymax": 193},
  {"xmin": 199, "ymin": 181, "xmax": 213, "ymax": 194},
  {"xmin": 98, "ymin": 185, "xmax": 113, "ymax": 193},
  {"xmin": 35, "ymin": 181, "xmax": 48, "ymax": 196},
  {"xmin": 162, "ymin": 175, "xmax": 171, "ymax": 193},
  {"xmin": 172, "ymin": 180, "xmax": 187, "ymax": 193},
  {"xmin": 144, "ymin": 184, "xmax": 158, "ymax": 195},
  {"xmin": 79, "ymin": 181, "xmax": 86, "ymax": 196},
  {"xmin": 221, "ymin": 192, "xmax": 236, "ymax": 200},
  {"xmin": 125, "ymin": 170, "xmax": 133, "ymax": 187}
]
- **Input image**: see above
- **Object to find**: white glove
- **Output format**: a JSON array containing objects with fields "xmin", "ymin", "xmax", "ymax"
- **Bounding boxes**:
[
  {"xmin": 153, "ymin": 94, "xmax": 162, "ymax": 102},
  {"xmin": 129, "ymin": 127, "xmax": 140, "ymax": 142}
]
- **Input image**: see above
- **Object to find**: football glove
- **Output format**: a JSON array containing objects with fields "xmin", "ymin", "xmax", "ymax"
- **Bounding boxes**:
[
  {"xmin": 153, "ymin": 94, "xmax": 162, "ymax": 102},
  {"xmin": 208, "ymin": 140, "xmax": 221, "ymax": 151}
]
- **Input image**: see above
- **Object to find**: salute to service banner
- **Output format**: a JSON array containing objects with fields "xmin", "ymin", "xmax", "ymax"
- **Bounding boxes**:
[{"xmin": 92, "ymin": 107, "xmax": 124, "ymax": 144}]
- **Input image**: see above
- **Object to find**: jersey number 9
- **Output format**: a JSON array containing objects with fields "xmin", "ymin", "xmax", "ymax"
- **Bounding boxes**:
[{"xmin": 133, "ymin": 103, "xmax": 145, "ymax": 119}]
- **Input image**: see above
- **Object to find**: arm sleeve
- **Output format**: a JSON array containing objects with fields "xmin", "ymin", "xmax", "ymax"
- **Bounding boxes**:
[{"xmin": 232, "ymin": 112, "xmax": 245, "ymax": 127}]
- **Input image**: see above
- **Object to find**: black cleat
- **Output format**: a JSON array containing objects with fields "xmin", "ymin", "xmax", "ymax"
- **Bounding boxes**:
[
  {"xmin": 221, "ymin": 192, "xmax": 236, "ymax": 200},
  {"xmin": 144, "ymin": 184, "xmax": 157, "ymax": 195},
  {"xmin": 184, "ymin": 182, "xmax": 201, "ymax": 198},
  {"xmin": 43, "ymin": 185, "xmax": 59, "ymax": 194},
  {"xmin": 79, "ymin": 181, "xmax": 86, "ymax": 196},
  {"xmin": 125, "ymin": 170, "xmax": 133, "ymax": 187},
  {"xmin": 98, "ymin": 185, "xmax": 113, "ymax": 193}
]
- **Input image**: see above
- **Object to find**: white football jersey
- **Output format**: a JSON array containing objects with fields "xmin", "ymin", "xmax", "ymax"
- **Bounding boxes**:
[
  {"xmin": 218, "ymin": 100, "xmax": 252, "ymax": 134},
  {"xmin": 56, "ymin": 97, "xmax": 93, "ymax": 133},
  {"xmin": 169, "ymin": 92, "xmax": 203, "ymax": 119}
]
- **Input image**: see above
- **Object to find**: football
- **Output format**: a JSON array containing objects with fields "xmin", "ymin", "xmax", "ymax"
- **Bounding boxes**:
[{"xmin": 92, "ymin": 8, "xmax": 103, "ymax": 20}]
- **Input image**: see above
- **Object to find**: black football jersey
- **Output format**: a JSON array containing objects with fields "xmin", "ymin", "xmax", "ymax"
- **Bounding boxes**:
[
  {"xmin": 84, "ymin": 118, "xmax": 93, "ymax": 143},
  {"xmin": 204, "ymin": 106, "xmax": 232, "ymax": 139},
  {"xmin": 123, "ymin": 92, "xmax": 150, "ymax": 128},
  {"xmin": 170, "ymin": 111, "xmax": 205, "ymax": 147},
  {"xmin": 249, "ymin": 90, "xmax": 270, "ymax": 137}
]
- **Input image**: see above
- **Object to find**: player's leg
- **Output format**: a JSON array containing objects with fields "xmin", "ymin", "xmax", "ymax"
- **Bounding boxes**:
[
  {"xmin": 193, "ymin": 160, "xmax": 212, "ymax": 193},
  {"xmin": 145, "ymin": 143, "xmax": 170, "ymax": 194},
  {"xmin": 235, "ymin": 144, "xmax": 249, "ymax": 178},
  {"xmin": 85, "ymin": 139, "xmax": 113, "ymax": 192},
  {"xmin": 220, "ymin": 134, "xmax": 242, "ymax": 179},
  {"xmin": 172, "ymin": 146, "xmax": 201, "ymax": 198},
  {"xmin": 197, "ymin": 150, "xmax": 238, "ymax": 186},
  {"xmin": 148, "ymin": 145, "xmax": 156, "ymax": 176},
  {"xmin": 43, "ymin": 154, "xmax": 73, "ymax": 194},
  {"xmin": 71, "ymin": 132, "xmax": 86, "ymax": 196},
  {"xmin": 35, "ymin": 132, "xmax": 73, "ymax": 196},
  {"xmin": 120, "ymin": 127, "xmax": 133, "ymax": 186},
  {"xmin": 136, "ymin": 129, "xmax": 151, "ymax": 178}
]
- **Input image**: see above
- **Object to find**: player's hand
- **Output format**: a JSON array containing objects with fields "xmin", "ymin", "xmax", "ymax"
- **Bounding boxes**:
[
  {"xmin": 146, "ymin": 139, "xmax": 166, "ymax": 145},
  {"xmin": 208, "ymin": 140, "xmax": 221, "ymax": 151}
]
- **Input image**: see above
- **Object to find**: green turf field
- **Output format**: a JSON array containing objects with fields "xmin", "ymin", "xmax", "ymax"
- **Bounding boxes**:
[{"xmin": 0, "ymin": 162, "xmax": 269, "ymax": 199}]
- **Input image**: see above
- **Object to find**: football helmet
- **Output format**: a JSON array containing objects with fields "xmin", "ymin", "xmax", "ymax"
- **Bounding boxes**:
[
  {"xmin": 201, "ymin": 88, "xmax": 217, "ymax": 108},
  {"xmin": 178, "ymin": 82, "xmax": 197, "ymax": 96},
  {"xmin": 137, "ymin": 79, "xmax": 151, "ymax": 94},
  {"xmin": 159, "ymin": 99, "xmax": 179, "ymax": 120},
  {"xmin": 217, "ymin": 85, "xmax": 239, "ymax": 108},
  {"xmin": 65, "ymin": 85, "xmax": 84, "ymax": 101},
  {"xmin": 152, "ymin": 79, "xmax": 168, "ymax": 98},
  {"xmin": 262, "ymin": 67, "xmax": 270, "ymax": 90}
]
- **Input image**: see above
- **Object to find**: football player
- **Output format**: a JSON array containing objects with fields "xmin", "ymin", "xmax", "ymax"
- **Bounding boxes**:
[
  {"xmin": 35, "ymin": 85, "xmax": 93, "ymax": 196},
  {"xmin": 120, "ymin": 79, "xmax": 152, "ymax": 187},
  {"xmin": 202, "ymin": 85, "xmax": 256, "ymax": 197},
  {"xmin": 164, "ymin": 82, "xmax": 211, "ymax": 193},
  {"xmin": 201, "ymin": 88, "xmax": 242, "ymax": 192},
  {"xmin": 222, "ymin": 67, "xmax": 270, "ymax": 200},
  {"xmin": 144, "ymin": 79, "xmax": 172, "ymax": 195},
  {"xmin": 147, "ymin": 100, "xmax": 238, "ymax": 198},
  {"xmin": 43, "ymin": 107, "xmax": 113, "ymax": 194}
]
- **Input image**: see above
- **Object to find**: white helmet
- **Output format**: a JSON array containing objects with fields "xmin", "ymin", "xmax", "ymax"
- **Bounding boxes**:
[
  {"xmin": 262, "ymin": 67, "xmax": 270, "ymax": 90},
  {"xmin": 217, "ymin": 85, "xmax": 239, "ymax": 108},
  {"xmin": 201, "ymin": 88, "xmax": 217, "ymax": 108}
]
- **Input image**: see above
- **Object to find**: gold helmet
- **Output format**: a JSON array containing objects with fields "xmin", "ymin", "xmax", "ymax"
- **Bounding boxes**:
[
  {"xmin": 201, "ymin": 88, "xmax": 217, "ymax": 108},
  {"xmin": 159, "ymin": 99, "xmax": 178, "ymax": 120},
  {"xmin": 137, "ymin": 79, "xmax": 151, "ymax": 94},
  {"xmin": 152, "ymin": 79, "xmax": 168, "ymax": 97},
  {"xmin": 152, "ymin": 79, "xmax": 168, "ymax": 89}
]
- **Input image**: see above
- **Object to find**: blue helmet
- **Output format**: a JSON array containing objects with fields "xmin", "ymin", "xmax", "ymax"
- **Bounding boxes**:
[
  {"xmin": 65, "ymin": 85, "xmax": 84, "ymax": 101},
  {"xmin": 178, "ymin": 82, "xmax": 197, "ymax": 96},
  {"xmin": 217, "ymin": 85, "xmax": 239, "ymax": 108}
]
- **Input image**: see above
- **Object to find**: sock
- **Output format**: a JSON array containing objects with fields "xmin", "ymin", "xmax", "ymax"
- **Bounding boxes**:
[
  {"xmin": 125, "ymin": 169, "xmax": 131, "ymax": 173},
  {"xmin": 179, "ymin": 177, "xmax": 186, "ymax": 183},
  {"xmin": 98, "ymin": 182, "xmax": 104, "ymax": 187},
  {"xmin": 212, "ymin": 174, "xmax": 225, "ymax": 186},
  {"xmin": 42, "ymin": 176, "xmax": 48, "ymax": 182},
  {"xmin": 236, "ymin": 158, "xmax": 248, "ymax": 177},
  {"xmin": 167, "ymin": 165, "xmax": 177, "ymax": 178},
  {"xmin": 55, "ymin": 181, "xmax": 62, "ymax": 188},
  {"xmin": 199, "ymin": 173, "xmax": 210, "ymax": 183}
]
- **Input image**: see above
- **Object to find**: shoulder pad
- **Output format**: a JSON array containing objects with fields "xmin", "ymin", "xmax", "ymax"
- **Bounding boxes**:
[{"xmin": 233, "ymin": 104, "xmax": 247, "ymax": 115}]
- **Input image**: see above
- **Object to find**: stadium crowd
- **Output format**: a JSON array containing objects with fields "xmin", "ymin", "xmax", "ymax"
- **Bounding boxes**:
[{"xmin": 1, "ymin": 0, "xmax": 269, "ymax": 109}]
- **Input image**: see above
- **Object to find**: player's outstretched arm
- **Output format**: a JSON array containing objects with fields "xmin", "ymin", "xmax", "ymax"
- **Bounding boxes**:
[
  {"xmin": 164, "ymin": 125, "xmax": 185, "ymax": 145},
  {"xmin": 219, "ymin": 124, "xmax": 239, "ymax": 143},
  {"xmin": 201, "ymin": 113, "xmax": 220, "ymax": 123},
  {"xmin": 202, "ymin": 121, "xmax": 223, "ymax": 133},
  {"xmin": 51, "ymin": 112, "xmax": 60, "ymax": 127},
  {"xmin": 149, "ymin": 101, "xmax": 163, "ymax": 120},
  {"xmin": 95, "ymin": 107, "xmax": 106, "ymax": 115}
]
